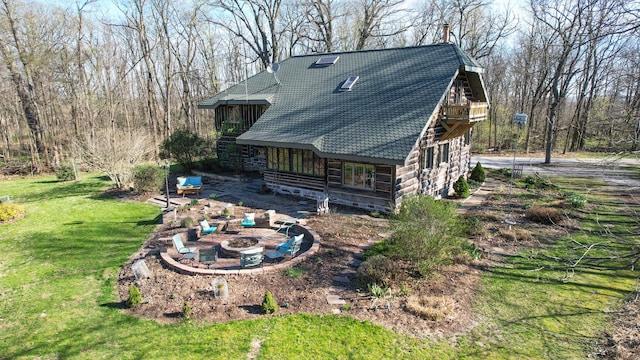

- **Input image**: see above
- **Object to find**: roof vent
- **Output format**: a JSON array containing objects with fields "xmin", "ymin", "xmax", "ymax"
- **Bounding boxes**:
[
  {"xmin": 340, "ymin": 76, "xmax": 359, "ymax": 91},
  {"xmin": 315, "ymin": 56, "xmax": 339, "ymax": 65}
]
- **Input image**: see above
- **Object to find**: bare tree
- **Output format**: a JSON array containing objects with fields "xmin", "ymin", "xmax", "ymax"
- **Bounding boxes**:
[
  {"xmin": 210, "ymin": 0, "xmax": 283, "ymax": 68},
  {"xmin": 352, "ymin": 0, "xmax": 410, "ymax": 50},
  {"xmin": 74, "ymin": 127, "xmax": 154, "ymax": 189}
]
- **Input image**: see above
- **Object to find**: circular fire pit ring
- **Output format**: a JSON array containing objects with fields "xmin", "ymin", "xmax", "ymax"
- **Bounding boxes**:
[{"xmin": 219, "ymin": 237, "xmax": 262, "ymax": 258}]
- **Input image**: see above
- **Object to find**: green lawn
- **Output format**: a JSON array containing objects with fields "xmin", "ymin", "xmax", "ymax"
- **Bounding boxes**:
[{"xmin": 0, "ymin": 173, "xmax": 637, "ymax": 359}]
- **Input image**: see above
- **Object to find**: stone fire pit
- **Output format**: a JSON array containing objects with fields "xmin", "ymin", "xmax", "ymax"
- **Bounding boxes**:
[{"xmin": 219, "ymin": 237, "xmax": 261, "ymax": 258}]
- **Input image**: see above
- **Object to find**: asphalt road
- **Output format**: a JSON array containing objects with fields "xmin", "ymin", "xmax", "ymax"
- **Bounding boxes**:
[{"xmin": 471, "ymin": 155, "xmax": 640, "ymax": 190}]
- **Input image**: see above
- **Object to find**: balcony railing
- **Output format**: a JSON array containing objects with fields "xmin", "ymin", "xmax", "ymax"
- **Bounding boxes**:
[{"xmin": 444, "ymin": 102, "xmax": 488, "ymax": 122}]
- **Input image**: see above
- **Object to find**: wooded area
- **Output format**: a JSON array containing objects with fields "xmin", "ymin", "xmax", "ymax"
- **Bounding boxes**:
[{"xmin": 0, "ymin": 0, "xmax": 638, "ymax": 175}]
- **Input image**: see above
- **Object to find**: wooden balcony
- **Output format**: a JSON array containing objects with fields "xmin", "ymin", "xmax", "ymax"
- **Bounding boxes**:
[{"xmin": 440, "ymin": 102, "xmax": 488, "ymax": 140}]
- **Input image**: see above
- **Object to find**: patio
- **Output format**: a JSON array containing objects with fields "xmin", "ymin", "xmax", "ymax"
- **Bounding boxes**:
[{"xmin": 155, "ymin": 216, "xmax": 321, "ymax": 276}]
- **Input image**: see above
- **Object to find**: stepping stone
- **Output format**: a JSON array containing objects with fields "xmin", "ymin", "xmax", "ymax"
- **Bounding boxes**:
[
  {"xmin": 333, "ymin": 276, "xmax": 350, "ymax": 283},
  {"xmin": 329, "ymin": 286, "xmax": 346, "ymax": 292},
  {"xmin": 326, "ymin": 295, "xmax": 346, "ymax": 305},
  {"xmin": 348, "ymin": 258, "xmax": 362, "ymax": 267},
  {"xmin": 340, "ymin": 269, "xmax": 356, "ymax": 275}
]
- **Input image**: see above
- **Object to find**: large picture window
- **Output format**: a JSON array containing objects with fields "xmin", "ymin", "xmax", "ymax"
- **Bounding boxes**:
[
  {"xmin": 266, "ymin": 147, "xmax": 325, "ymax": 176},
  {"xmin": 343, "ymin": 162, "xmax": 375, "ymax": 190}
]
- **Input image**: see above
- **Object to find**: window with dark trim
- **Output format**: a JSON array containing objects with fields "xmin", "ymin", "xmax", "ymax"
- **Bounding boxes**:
[
  {"xmin": 343, "ymin": 162, "xmax": 375, "ymax": 190},
  {"xmin": 439, "ymin": 143, "xmax": 450, "ymax": 164},
  {"xmin": 266, "ymin": 147, "xmax": 325, "ymax": 176},
  {"xmin": 423, "ymin": 146, "xmax": 435, "ymax": 168}
]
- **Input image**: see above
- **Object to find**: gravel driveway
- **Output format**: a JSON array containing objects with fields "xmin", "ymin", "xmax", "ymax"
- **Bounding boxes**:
[{"xmin": 472, "ymin": 155, "xmax": 640, "ymax": 190}]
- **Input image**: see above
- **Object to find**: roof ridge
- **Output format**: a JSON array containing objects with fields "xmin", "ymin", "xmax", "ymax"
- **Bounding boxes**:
[{"xmin": 291, "ymin": 43, "xmax": 456, "ymax": 59}]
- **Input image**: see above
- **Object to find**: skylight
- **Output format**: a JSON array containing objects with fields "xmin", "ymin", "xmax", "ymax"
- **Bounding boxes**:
[
  {"xmin": 340, "ymin": 76, "xmax": 359, "ymax": 91},
  {"xmin": 315, "ymin": 56, "xmax": 339, "ymax": 65}
]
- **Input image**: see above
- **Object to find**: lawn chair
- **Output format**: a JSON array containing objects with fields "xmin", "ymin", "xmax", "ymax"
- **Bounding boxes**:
[
  {"xmin": 199, "ymin": 220, "xmax": 217, "ymax": 235},
  {"xmin": 240, "ymin": 246, "xmax": 264, "ymax": 268},
  {"xmin": 172, "ymin": 233, "xmax": 197, "ymax": 256},
  {"xmin": 240, "ymin": 212, "xmax": 255, "ymax": 227},
  {"xmin": 275, "ymin": 233, "xmax": 304, "ymax": 257}
]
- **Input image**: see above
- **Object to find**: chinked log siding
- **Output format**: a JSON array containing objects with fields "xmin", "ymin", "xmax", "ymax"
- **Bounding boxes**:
[{"xmin": 264, "ymin": 170, "xmax": 325, "ymax": 192}]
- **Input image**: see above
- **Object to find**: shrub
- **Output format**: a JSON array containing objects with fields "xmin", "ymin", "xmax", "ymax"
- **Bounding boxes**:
[
  {"xmin": 565, "ymin": 192, "xmax": 587, "ymax": 208},
  {"xmin": 453, "ymin": 175, "xmax": 471, "ymax": 198},
  {"xmin": 56, "ymin": 164, "xmax": 76, "ymax": 182},
  {"xmin": 356, "ymin": 255, "xmax": 396, "ymax": 287},
  {"xmin": 0, "ymin": 203, "xmax": 25, "ymax": 222},
  {"xmin": 133, "ymin": 164, "xmax": 164, "ymax": 194},
  {"xmin": 189, "ymin": 199, "xmax": 199, "ymax": 206},
  {"xmin": 180, "ymin": 216, "xmax": 196, "ymax": 228},
  {"xmin": 525, "ymin": 205, "xmax": 565, "ymax": 224},
  {"xmin": 469, "ymin": 162, "xmax": 486, "ymax": 182},
  {"xmin": 390, "ymin": 195, "xmax": 466, "ymax": 276},
  {"xmin": 406, "ymin": 295, "xmax": 455, "ymax": 320},
  {"xmin": 126, "ymin": 285, "xmax": 142, "ymax": 308},
  {"xmin": 182, "ymin": 301, "xmax": 192, "ymax": 319},
  {"xmin": 261, "ymin": 290, "xmax": 278, "ymax": 314},
  {"xmin": 367, "ymin": 283, "xmax": 389, "ymax": 298},
  {"xmin": 160, "ymin": 128, "xmax": 210, "ymax": 170}
]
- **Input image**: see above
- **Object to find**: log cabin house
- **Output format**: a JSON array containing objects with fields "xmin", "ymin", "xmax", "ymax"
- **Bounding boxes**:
[{"xmin": 198, "ymin": 42, "xmax": 488, "ymax": 213}]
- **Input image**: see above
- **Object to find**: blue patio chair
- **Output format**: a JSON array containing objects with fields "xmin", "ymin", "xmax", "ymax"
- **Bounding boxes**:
[
  {"xmin": 199, "ymin": 220, "xmax": 217, "ymax": 234},
  {"xmin": 275, "ymin": 234, "xmax": 304, "ymax": 257}
]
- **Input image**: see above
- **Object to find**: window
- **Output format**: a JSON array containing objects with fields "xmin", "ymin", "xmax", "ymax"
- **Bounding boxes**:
[
  {"xmin": 315, "ymin": 56, "xmax": 339, "ymax": 65},
  {"xmin": 266, "ymin": 147, "xmax": 325, "ymax": 176},
  {"xmin": 340, "ymin": 76, "xmax": 359, "ymax": 91},
  {"xmin": 439, "ymin": 143, "xmax": 450, "ymax": 164},
  {"xmin": 343, "ymin": 162, "xmax": 375, "ymax": 190},
  {"xmin": 423, "ymin": 146, "xmax": 435, "ymax": 168}
]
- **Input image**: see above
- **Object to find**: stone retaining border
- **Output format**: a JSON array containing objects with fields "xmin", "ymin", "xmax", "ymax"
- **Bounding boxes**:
[{"xmin": 159, "ymin": 224, "xmax": 321, "ymax": 276}]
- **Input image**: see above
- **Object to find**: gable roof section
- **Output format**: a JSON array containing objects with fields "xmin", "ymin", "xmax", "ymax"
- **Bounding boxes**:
[{"xmin": 198, "ymin": 43, "xmax": 484, "ymax": 166}]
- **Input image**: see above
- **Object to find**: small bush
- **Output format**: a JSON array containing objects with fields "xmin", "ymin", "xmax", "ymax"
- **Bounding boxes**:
[
  {"xmin": 189, "ymin": 199, "xmax": 199, "ymax": 206},
  {"xmin": 133, "ymin": 165, "xmax": 164, "ymax": 194},
  {"xmin": 182, "ymin": 301, "xmax": 192, "ymax": 319},
  {"xmin": 56, "ymin": 164, "xmax": 76, "ymax": 182},
  {"xmin": 525, "ymin": 205, "xmax": 565, "ymax": 225},
  {"xmin": 261, "ymin": 290, "xmax": 278, "ymax": 314},
  {"xmin": 461, "ymin": 215, "xmax": 486, "ymax": 237},
  {"xmin": 390, "ymin": 195, "xmax": 466, "ymax": 276},
  {"xmin": 209, "ymin": 193, "xmax": 217, "ymax": 200},
  {"xmin": 126, "ymin": 285, "xmax": 142, "ymax": 308},
  {"xmin": 406, "ymin": 295, "xmax": 455, "ymax": 321},
  {"xmin": 0, "ymin": 203, "xmax": 25, "ymax": 222},
  {"xmin": 180, "ymin": 216, "xmax": 196, "ymax": 228},
  {"xmin": 565, "ymin": 192, "xmax": 587, "ymax": 208},
  {"xmin": 469, "ymin": 162, "xmax": 486, "ymax": 182},
  {"xmin": 367, "ymin": 283, "xmax": 389, "ymax": 298},
  {"xmin": 356, "ymin": 255, "xmax": 396, "ymax": 287},
  {"xmin": 453, "ymin": 176, "xmax": 471, "ymax": 198},
  {"xmin": 340, "ymin": 304, "xmax": 352, "ymax": 311}
]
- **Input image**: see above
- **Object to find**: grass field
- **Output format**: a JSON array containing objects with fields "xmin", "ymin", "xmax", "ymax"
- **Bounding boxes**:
[{"xmin": 0, "ymin": 173, "xmax": 636, "ymax": 359}]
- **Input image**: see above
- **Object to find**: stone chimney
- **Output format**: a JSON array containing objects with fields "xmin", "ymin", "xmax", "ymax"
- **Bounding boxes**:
[{"xmin": 443, "ymin": 23, "xmax": 450, "ymax": 43}]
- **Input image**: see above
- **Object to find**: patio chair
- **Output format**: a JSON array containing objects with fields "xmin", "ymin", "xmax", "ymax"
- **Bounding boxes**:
[
  {"xmin": 240, "ymin": 212, "xmax": 256, "ymax": 227},
  {"xmin": 199, "ymin": 220, "xmax": 217, "ymax": 235},
  {"xmin": 275, "ymin": 233, "xmax": 304, "ymax": 257},
  {"xmin": 172, "ymin": 233, "xmax": 197, "ymax": 255},
  {"xmin": 240, "ymin": 246, "xmax": 264, "ymax": 268}
]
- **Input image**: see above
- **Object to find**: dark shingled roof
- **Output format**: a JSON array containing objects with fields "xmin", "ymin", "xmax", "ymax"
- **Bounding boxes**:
[{"xmin": 198, "ymin": 43, "xmax": 484, "ymax": 165}]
